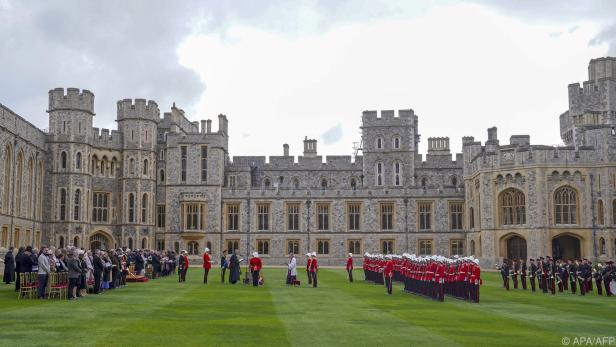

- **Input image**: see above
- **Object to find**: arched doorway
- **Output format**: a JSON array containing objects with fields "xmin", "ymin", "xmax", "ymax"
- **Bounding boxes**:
[
  {"xmin": 552, "ymin": 234, "xmax": 581, "ymax": 260},
  {"xmin": 89, "ymin": 232, "xmax": 112, "ymax": 251},
  {"xmin": 506, "ymin": 235, "xmax": 527, "ymax": 260}
]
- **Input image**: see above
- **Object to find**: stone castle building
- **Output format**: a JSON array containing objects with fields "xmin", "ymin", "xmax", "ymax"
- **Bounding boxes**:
[{"xmin": 0, "ymin": 57, "xmax": 615, "ymax": 265}]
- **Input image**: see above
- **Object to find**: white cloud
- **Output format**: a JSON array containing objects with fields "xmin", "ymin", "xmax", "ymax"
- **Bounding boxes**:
[{"xmin": 178, "ymin": 3, "xmax": 608, "ymax": 157}]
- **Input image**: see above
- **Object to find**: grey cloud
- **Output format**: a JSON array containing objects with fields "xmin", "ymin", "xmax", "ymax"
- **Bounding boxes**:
[{"xmin": 321, "ymin": 123, "xmax": 343, "ymax": 144}]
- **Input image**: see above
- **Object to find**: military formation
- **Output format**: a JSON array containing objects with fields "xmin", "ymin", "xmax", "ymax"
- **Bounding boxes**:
[
  {"xmin": 363, "ymin": 253, "xmax": 481, "ymax": 303},
  {"xmin": 497, "ymin": 257, "xmax": 616, "ymax": 296}
]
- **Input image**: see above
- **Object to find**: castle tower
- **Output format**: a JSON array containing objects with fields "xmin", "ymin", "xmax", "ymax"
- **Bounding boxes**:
[
  {"xmin": 117, "ymin": 99, "xmax": 160, "ymax": 249},
  {"xmin": 46, "ymin": 88, "xmax": 96, "ymax": 247},
  {"xmin": 361, "ymin": 109, "xmax": 418, "ymax": 187}
]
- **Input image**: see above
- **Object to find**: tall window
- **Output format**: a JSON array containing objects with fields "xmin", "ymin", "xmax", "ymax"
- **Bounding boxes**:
[
  {"xmin": 92, "ymin": 192, "xmax": 109, "ymax": 222},
  {"xmin": 226, "ymin": 204, "xmax": 239, "ymax": 231},
  {"xmin": 1, "ymin": 226, "xmax": 7, "ymax": 248},
  {"xmin": 37, "ymin": 162, "xmax": 43, "ymax": 219},
  {"xmin": 73, "ymin": 189, "xmax": 81, "ymax": 221},
  {"xmin": 59, "ymin": 188, "xmax": 67, "ymax": 221},
  {"xmin": 554, "ymin": 186, "xmax": 578, "ymax": 225},
  {"xmin": 380, "ymin": 203, "xmax": 394, "ymax": 230},
  {"xmin": 180, "ymin": 146, "xmax": 187, "ymax": 182},
  {"xmin": 143, "ymin": 159, "xmax": 148, "ymax": 176},
  {"xmin": 287, "ymin": 203, "xmax": 300, "ymax": 231},
  {"xmin": 419, "ymin": 240, "xmax": 433, "ymax": 256},
  {"xmin": 157, "ymin": 205, "xmax": 166, "ymax": 228},
  {"xmin": 141, "ymin": 237, "xmax": 148, "ymax": 250},
  {"xmin": 450, "ymin": 202, "xmax": 464, "ymax": 230},
  {"xmin": 348, "ymin": 203, "xmax": 361, "ymax": 231},
  {"xmin": 129, "ymin": 158, "xmax": 135, "ymax": 176},
  {"xmin": 76, "ymin": 152, "xmax": 82, "ymax": 170},
  {"xmin": 228, "ymin": 175, "xmax": 237, "ymax": 188},
  {"xmin": 159, "ymin": 169, "xmax": 165, "ymax": 182},
  {"xmin": 469, "ymin": 207, "xmax": 475, "ymax": 229},
  {"xmin": 348, "ymin": 240, "xmax": 361, "ymax": 254},
  {"xmin": 500, "ymin": 189, "xmax": 526, "ymax": 225},
  {"xmin": 393, "ymin": 136, "xmax": 400, "ymax": 149},
  {"xmin": 418, "ymin": 202, "xmax": 432, "ymax": 230},
  {"xmin": 61, "ymin": 151, "xmax": 67, "ymax": 169},
  {"xmin": 15, "ymin": 153, "xmax": 22, "ymax": 216},
  {"xmin": 257, "ymin": 240, "xmax": 269, "ymax": 255},
  {"xmin": 600, "ymin": 237, "xmax": 606, "ymax": 255},
  {"xmin": 141, "ymin": 194, "xmax": 148, "ymax": 223},
  {"xmin": 393, "ymin": 161, "xmax": 402, "ymax": 186},
  {"xmin": 376, "ymin": 137, "xmax": 383, "ymax": 149},
  {"xmin": 227, "ymin": 240, "xmax": 239, "ymax": 254},
  {"xmin": 287, "ymin": 240, "xmax": 300, "ymax": 255},
  {"xmin": 381, "ymin": 240, "xmax": 394, "ymax": 254},
  {"xmin": 257, "ymin": 203, "xmax": 270, "ymax": 231},
  {"xmin": 188, "ymin": 241, "xmax": 199, "ymax": 255},
  {"xmin": 320, "ymin": 178, "xmax": 328, "ymax": 189},
  {"xmin": 317, "ymin": 203, "xmax": 330, "ymax": 231},
  {"xmin": 182, "ymin": 203, "xmax": 206, "ymax": 230},
  {"xmin": 376, "ymin": 162, "xmax": 383, "ymax": 186},
  {"xmin": 450, "ymin": 240, "xmax": 464, "ymax": 256},
  {"xmin": 3, "ymin": 145, "xmax": 11, "ymax": 213},
  {"xmin": 201, "ymin": 146, "xmax": 208, "ymax": 182},
  {"xmin": 613, "ymin": 200, "xmax": 616, "ymax": 226},
  {"xmin": 26, "ymin": 158, "xmax": 33, "ymax": 217},
  {"xmin": 317, "ymin": 240, "xmax": 329, "ymax": 254},
  {"xmin": 597, "ymin": 199, "xmax": 605, "ymax": 225},
  {"xmin": 128, "ymin": 193, "xmax": 135, "ymax": 223},
  {"xmin": 470, "ymin": 240, "xmax": 476, "ymax": 255}
]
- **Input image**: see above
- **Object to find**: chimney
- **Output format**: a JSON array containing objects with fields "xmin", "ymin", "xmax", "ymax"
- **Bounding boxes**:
[
  {"xmin": 201, "ymin": 120, "xmax": 206, "ymax": 134},
  {"xmin": 283, "ymin": 144, "xmax": 289, "ymax": 156},
  {"xmin": 303, "ymin": 136, "xmax": 317, "ymax": 157},
  {"xmin": 206, "ymin": 119, "xmax": 212, "ymax": 133}
]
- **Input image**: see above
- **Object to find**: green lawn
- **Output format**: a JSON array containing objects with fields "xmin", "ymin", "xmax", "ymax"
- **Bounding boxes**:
[{"xmin": 0, "ymin": 269, "xmax": 614, "ymax": 347}]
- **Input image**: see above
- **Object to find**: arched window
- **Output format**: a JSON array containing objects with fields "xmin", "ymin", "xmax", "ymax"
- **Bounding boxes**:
[
  {"xmin": 188, "ymin": 241, "xmax": 199, "ymax": 255},
  {"xmin": 128, "ymin": 237, "xmax": 133, "ymax": 250},
  {"xmin": 15, "ymin": 152, "xmax": 22, "ymax": 216},
  {"xmin": 393, "ymin": 136, "xmax": 400, "ymax": 149},
  {"xmin": 263, "ymin": 178, "xmax": 271, "ymax": 188},
  {"xmin": 421, "ymin": 177, "xmax": 428, "ymax": 188},
  {"xmin": 37, "ymin": 162, "xmax": 43, "ymax": 219},
  {"xmin": 293, "ymin": 178, "xmax": 300, "ymax": 189},
  {"xmin": 3, "ymin": 145, "xmax": 12, "ymax": 213},
  {"xmin": 59, "ymin": 188, "xmax": 67, "ymax": 221},
  {"xmin": 61, "ymin": 151, "xmax": 67, "ymax": 169},
  {"xmin": 142, "ymin": 237, "xmax": 147, "ymax": 250},
  {"xmin": 597, "ymin": 199, "xmax": 605, "ymax": 225},
  {"xmin": 27, "ymin": 157, "xmax": 33, "ymax": 217},
  {"xmin": 376, "ymin": 137, "xmax": 383, "ymax": 149},
  {"xmin": 599, "ymin": 237, "xmax": 606, "ymax": 255},
  {"xmin": 376, "ymin": 162, "xmax": 383, "ymax": 186},
  {"xmin": 451, "ymin": 176, "xmax": 458, "ymax": 187},
  {"xmin": 73, "ymin": 189, "xmax": 81, "ymax": 221},
  {"xmin": 499, "ymin": 189, "xmax": 526, "ymax": 225},
  {"xmin": 469, "ymin": 207, "xmax": 475, "ymax": 229},
  {"xmin": 59, "ymin": 235, "xmax": 65, "ymax": 249},
  {"xmin": 91, "ymin": 156, "xmax": 96, "ymax": 174},
  {"xmin": 393, "ymin": 161, "xmax": 402, "ymax": 186},
  {"xmin": 129, "ymin": 158, "xmax": 135, "ymax": 175},
  {"xmin": 554, "ymin": 186, "xmax": 578, "ymax": 225},
  {"xmin": 320, "ymin": 178, "xmax": 328, "ymax": 189},
  {"xmin": 100, "ymin": 157, "xmax": 106, "ymax": 176},
  {"xmin": 350, "ymin": 178, "xmax": 357, "ymax": 190},
  {"xmin": 612, "ymin": 200, "xmax": 616, "ymax": 226},
  {"xmin": 128, "ymin": 193, "xmax": 135, "ymax": 223},
  {"xmin": 470, "ymin": 240, "xmax": 475, "ymax": 255},
  {"xmin": 141, "ymin": 193, "xmax": 148, "ymax": 223},
  {"xmin": 73, "ymin": 236, "xmax": 80, "ymax": 247},
  {"xmin": 76, "ymin": 152, "xmax": 82, "ymax": 170},
  {"xmin": 143, "ymin": 159, "xmax": 148, "ymax": 176},
  {"xmin": 159, "ymin": 169, "xmax": 165, "ymax": 182},
  {"xmin": 110, "ymin": 159, "xmax": 116, "ymax": 176}
]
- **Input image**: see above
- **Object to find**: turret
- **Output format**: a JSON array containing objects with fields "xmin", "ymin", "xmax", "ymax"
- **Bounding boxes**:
[
  {"xmin": 117, "ymin": 99, "xmax": 159, "ymax": 122},
  {"xmin": 303, "ymin": 136, "xmax": 317, "ymax": 157},
  {"xmin": 48, "ymin": 87, "xmax": 95, "ymax": 115},
  {"xmin": 47, "ymin": 88, "xmax": 95, "ymax": 137}
]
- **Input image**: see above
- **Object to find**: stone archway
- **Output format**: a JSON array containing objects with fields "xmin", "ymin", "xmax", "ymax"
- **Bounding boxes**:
[
  {"xmin": 89, "ymin": 232, "xmax": 113, "ymax": 251},
  {"xmin": 505, "ymin": 235, "xmax": 527, "ymax": 260},
  {"xmin": 552, "ymin": 234, "xmax": 581, "ymax": 260}
]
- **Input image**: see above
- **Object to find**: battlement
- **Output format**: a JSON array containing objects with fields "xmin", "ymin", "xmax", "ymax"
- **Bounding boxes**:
[
  {"xmin": 427, "ymin": 137, "xmax": 450, "ymax": 153},
  {"xmin": 361, "ymin": 109, "xmax": 415, "ymax": 126},
  {"xmin": 91, "ymin": 127, "xmax": 122, "ymax": 147},
  {"xmin": 588, "ymin": 57, "xmax": 616, "ymax": 80},
  {"xmin": 117, "ymin": 98, "xmax": 159, "ymax": 122},
  {"xmin": 48, "ymin": 87, "xmax": 95, "ymax": 115}
]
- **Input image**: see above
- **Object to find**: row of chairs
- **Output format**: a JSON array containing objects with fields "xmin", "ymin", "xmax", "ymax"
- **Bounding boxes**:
[{"xmin": 17, "ymin": 272, "xmax": 69, "ymax": 300}]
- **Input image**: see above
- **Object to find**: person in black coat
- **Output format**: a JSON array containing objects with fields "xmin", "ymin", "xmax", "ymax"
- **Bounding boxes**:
[
  {"xmin": 3, "ymin": 247, "xmax": 15, "ymax": 284},
  {"xmin": 92, "ymin": 250, "xmax": 105, "ymax": 294},
  {"xmin": 229, "ymin": 249, "xmax": 241, "ymax": 284},
  {"xmin": 135, "ymin": 251, "xmax": 145, "ymax": 276},
  {"xmin": 14, "ymin": 247, "xmax": 24, "ymax": 291}
]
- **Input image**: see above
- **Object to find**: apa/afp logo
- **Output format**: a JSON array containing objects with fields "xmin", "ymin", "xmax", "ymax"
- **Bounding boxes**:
[{"xmin": 562, "ymin": 336, "xmax": 616, "ymax": 346}]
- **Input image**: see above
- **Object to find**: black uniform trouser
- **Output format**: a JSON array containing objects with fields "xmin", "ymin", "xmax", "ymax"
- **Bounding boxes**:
[
  {"xmin": 68, "ymin": 278, "xmax": 79, "ymax": 299},
  {"xmin": 94, "ymin": 272, "xmax": 102, "ymax": 294},
  {"xmin": 203, "ymin": 268, "xmax": 210, "ymax": 284},
  {"xmin": 221, "ymin": 268, "xmax": 226, "ymax": 283},
  {"xmin": 348, "ymin": 269, "xmax": 353, "ymax": 282},
  {"xmin": 307, "ymin": 270, "xmax": 312, "ymax": 284},
  {"xmin": 311, "ymin": 271, "xmax": 317, "ymax": 287},
  {"xmin": 385, "ymin": 276, "xmax": 392, "ymax": 294},
  {"xmin": 521, "ymin": 275, "xmax": 527, "ymax": 290},
  {"xmin": 252, "ymin": 270, "xmax": 260, "ymax": 287},
  {"xmin": 529, "ymin": 276, "xmax": 536, "ymax": 291},
  {"xmin": 570, "ymin": 279, "xmax": 577, "ymax": 294}
]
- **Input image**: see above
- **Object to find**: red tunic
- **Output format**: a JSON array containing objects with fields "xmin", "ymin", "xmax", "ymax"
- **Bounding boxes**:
[
  {"xmin": 310, "ymin": 258, "xmax": 318, "ymax": 273},
  {"xmin": 249, "ymin": 257, "xmax": 262, "ymax": 272},
  {"xmin": 346, "ymin": 257, "xmax": 353, "ymax": 270},
  {"xmin": 182, "ymin": 255, "xmax": 189, "ymax": 269},
  {"xmin": 306, "ymin": 258, "xmax": 312, "ymax": 271},
  {"xmin": 202, "ymin": 253, "xmax": 211, "ymax": 269},
  {"xmin": 384, "ymin": 260, "xmax": 394, "ymax": 277}
]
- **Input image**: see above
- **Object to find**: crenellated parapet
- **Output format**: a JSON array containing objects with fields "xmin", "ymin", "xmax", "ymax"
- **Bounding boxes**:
[
  {"xmin": 48, "ymin": 87, "xmax": 95, "ymax": 115},
  {"xmin": 91, "ymin": 127, "xmax": 122, "ymax": 148},
  {"xmin": 361, "ymin": 109, "xmax": 416, "ymax": 127},
  {"xmin": 117, "ymin": 98, "xmax": 159, "ymax": 122}
]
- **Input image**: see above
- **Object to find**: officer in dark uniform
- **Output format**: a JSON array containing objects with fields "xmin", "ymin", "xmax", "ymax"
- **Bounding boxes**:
[
  {"xmin": 568, "ymin": 260, "xmax": 578, "ymax": 294},
  {"xmin": 521, "ymin": 259, "xmax": 528, "ymax": 290},
  {"xmin": 499, "ymin": 259, "xmax": 510, "ymax": 290},
  {"xmin": 511, "ymin": 259, "xmax": 520, "ymax": 289},
  {"xmin": 528, "ymin": 258, "xmax": 537, "ymax": 292}
]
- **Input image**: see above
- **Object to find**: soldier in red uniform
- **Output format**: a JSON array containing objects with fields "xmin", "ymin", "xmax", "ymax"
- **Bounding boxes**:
[
  {"xmin": 469, "ymin": 258, "xmax": 481, "ymax": 303},
  {"xmin": 434, "ymin": 257, "xmax": 445, "ymax": 302},
  {"xmin": 310, "ymin": 252, "xmax": 318, "ymax": 287},
  {"xmin": 202, "ymin": 247, "xmax": 211, "ymax": 284},
  {"xmin": 249, "ymin": 252, "xmax": 262, "ymax": 287},
  {"xmin": 346, "ymin": 253, "xmax": 354, "ymax": 282},
  {"xmin": 384, "ymin": 255, "xmax": 394, "ymax": 295},
  {"xmin": 306, "ymin": 253, "xmax": 312, "ymax": 285}
]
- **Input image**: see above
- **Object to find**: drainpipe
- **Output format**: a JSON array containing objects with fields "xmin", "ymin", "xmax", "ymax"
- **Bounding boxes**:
[
  {"xmin": 590, "ymin": 174, "xmax": 597, "ymax": 260},
  {"xmin": 404, "ymin": 198, "xmax": 409, "ymax": 251}
]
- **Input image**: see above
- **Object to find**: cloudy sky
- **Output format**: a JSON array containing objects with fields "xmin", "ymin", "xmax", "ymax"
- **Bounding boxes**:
[{"xmin": 1, "ymin": 0, "xmax": 615, "ymax": 157}]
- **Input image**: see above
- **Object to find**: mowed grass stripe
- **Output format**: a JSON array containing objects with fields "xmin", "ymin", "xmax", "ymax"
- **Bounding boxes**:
[{"xmin": 268, "ymin": 268, "xmax": 458, "ymax": 347}]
